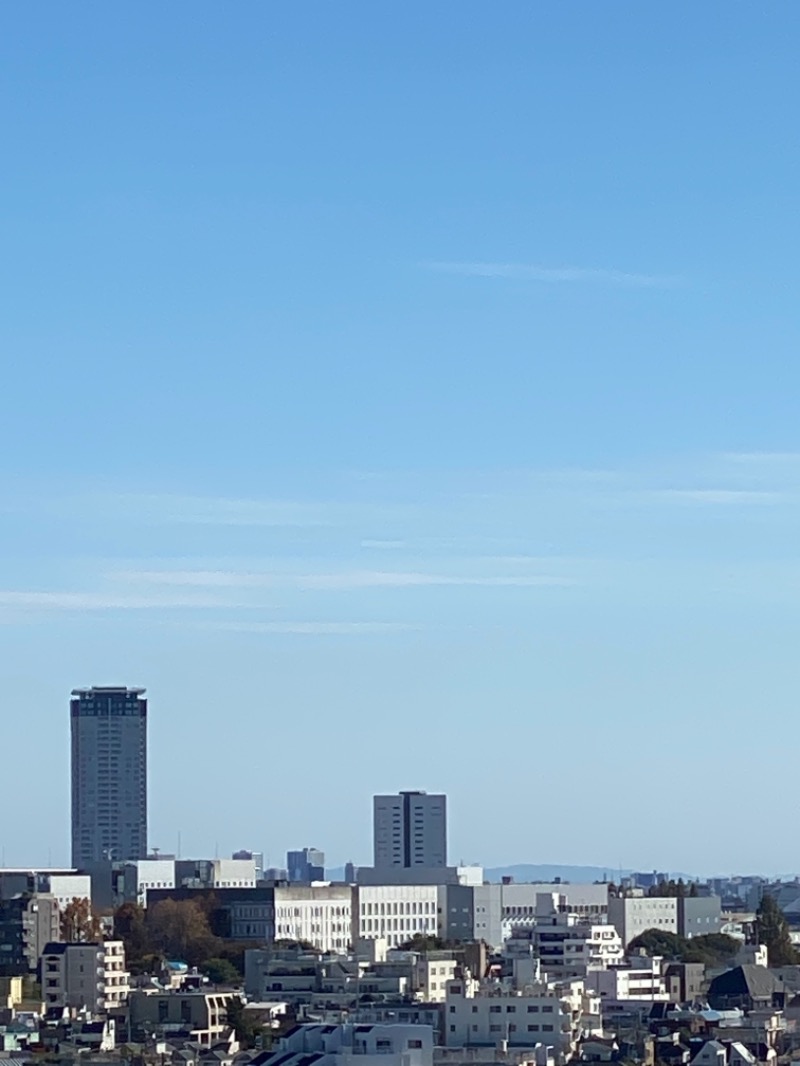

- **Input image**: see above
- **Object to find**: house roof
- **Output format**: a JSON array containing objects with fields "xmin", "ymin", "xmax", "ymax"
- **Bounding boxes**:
[{"xmin": 708, "ymin": 966, "xmax": 781, "ymax": 1000}]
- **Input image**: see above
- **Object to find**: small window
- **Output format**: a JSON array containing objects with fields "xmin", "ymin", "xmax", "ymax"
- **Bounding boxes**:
[{"xmin": 408, "ymin": 1041, "xmax": 422, "ymax": 1050}]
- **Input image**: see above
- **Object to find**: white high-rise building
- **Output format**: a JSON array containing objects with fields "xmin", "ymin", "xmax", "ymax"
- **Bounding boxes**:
[
  {"xmin": 373, "ymin": 791, "xmax": 447, "ymax": 870},
  {"xmin": 71, "ymin": 687, "xmax": 148, "ymax": 867}
]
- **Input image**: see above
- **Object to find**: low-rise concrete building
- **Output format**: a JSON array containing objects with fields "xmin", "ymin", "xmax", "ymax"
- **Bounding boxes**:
[
  {"xmin": 128, "ymin": 989, "xmax": 240, "ymax": 1045},
  {"xmin": 444, "ymin": 973, "xmax": 600, "ymax": 1063},
  {"xmin": 260, "ymin": 1022, "xmax": 434, "ymax": 1066}
]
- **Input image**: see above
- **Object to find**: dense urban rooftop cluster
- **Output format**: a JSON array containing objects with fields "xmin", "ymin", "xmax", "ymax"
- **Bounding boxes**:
[{"xmin": 1, "ymin": 688, "xmax": 797, "ymax": 1066}]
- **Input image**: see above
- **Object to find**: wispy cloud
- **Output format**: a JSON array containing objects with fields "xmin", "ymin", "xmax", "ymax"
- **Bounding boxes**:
[
  {"xmin": 0, "ymin": 590, "xmax": 241, "ymax": 610},
  {"xmin": 724, "ymin": 452, "xmax": 800, "ymax": 462},
  {"xmin": 191, "ymin": 620, "xmax": 418, "ymax": 635},
  {"xmin": 113, "ymin": 494, "xmax": 332, "ymax": 527},
  {"xmin": 296, "ymin": 570, "xmax": 574, "ymax": 590},
  {"xmin": 649, "ymin": 489, "xmax": 782, "ymax": 505},
  {"xmin": 113, "ymin": 568, "xmax": 575, "ymax": 591},
  {"xmin": 426, "ymin": 261, "xmax": 678, "ymax": 288}
]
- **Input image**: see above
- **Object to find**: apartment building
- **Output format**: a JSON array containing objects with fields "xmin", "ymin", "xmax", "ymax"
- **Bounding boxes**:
[
  {"xmin": 128, "ymin": 989, "xmax": 239, "ymax": 1046},
  {"xmin": 260, "ymin": 1023, "xmax": 434, "ymax": 1066},
  {"xmin": 444, "ymin": 973, "xmax": 600, "ymax": 1062},
  {"xmin": 524, "ymin": 893, "xmax": 624, "ymax": 979},
  {"xmin": 40, "ymin": 940, "xmax": 129, "ymax": 1013},
  {"xmin": 0, "ymin": 893, "xmax": 60, "ymax": 976}
]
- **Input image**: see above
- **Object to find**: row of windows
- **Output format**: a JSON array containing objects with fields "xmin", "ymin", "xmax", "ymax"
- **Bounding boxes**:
[
  {"xmin": 361, "ymin": 901, "xmax": 435, "ymax": 916},
  {"xmin": 452, "ymin": 1024, "xmax": 555, "ymax": 1034},
  {"xmin": 276, "ymin": 906, "xmax": 349, "ymax": 918},
  {"xmin": 453, "ymin": 1004, "xmax": 556, "ymax": 1015}
]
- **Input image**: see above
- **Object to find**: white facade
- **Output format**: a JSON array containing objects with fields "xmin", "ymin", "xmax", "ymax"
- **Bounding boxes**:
[
  {"xmin": 44, "ymin": 874, "xmax": 93, "ymax": 911},
  {"xmin": 607, "ymin": 897, "xmax": 678, "ymax": 946},
  {"xmin": 41, "ymin": 940, "xmax": 130, "ymax": 1014},
  {"xmin": 415, "ymin": 956, "xmax": 459, "ymax": 1002},
  {"xmin": 373, "ymin": 792, "xmax": 447, "ymax": 870},
  {"xmin": 357, "ymin": 885, "xmax": 440, "ymax": 948},
  {"xmin": 524, "ymin": 894, "xmax": 624, "ymax": 979},
  {"xmin": 274, "ymin": 884, "xmax": 354, "ymax": 951},
  {"xmin": 266, "ymin": 1023, "xmax": 433, "ymax": 1066},
  {"xmin": 210, "ymin": 858, "xmax": 257, "ymax": 888},
  {"xmin": 585, "ymin": 958, "xmax": 669, "ymax": 1005},
  {"xmin": 133, "ymin": 859, "xmax": 176, "ymax": 903},
  {"xmin": 445, "ymin": 975, "xmax": 600, "ymax": 1063},
  {"xmin": 71, "ymin": 686, "xmax": 148, "ymax": 867}
]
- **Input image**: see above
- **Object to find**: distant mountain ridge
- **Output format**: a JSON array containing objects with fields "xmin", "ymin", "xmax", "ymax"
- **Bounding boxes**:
[{"xmin": 325, "ymin": 863, "xmax": 632, "ymax": 883}]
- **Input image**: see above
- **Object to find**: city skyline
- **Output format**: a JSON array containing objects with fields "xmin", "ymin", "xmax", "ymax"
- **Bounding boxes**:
[{"xmin": 3, "ymin": 3, "xmax": 800, "ymax": 874}]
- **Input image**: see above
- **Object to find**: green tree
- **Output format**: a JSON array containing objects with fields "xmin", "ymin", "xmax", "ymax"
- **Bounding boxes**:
[
  {"xmin": 202, "ymin": 957, "xmax": 241, "ymax": 985},
  {"xmin": 114, "ymin": 902, "xmax": 151, "ymax": 961},
  {"xmin": 226, "ymin": 997, "xmax": 267, "ymax": 1048},
  {"xmin": 146, "ymin": 899, "xmax": 221, "ymax": 966},
  {"xmin": 756, "ymin": 893, "xmax": 799, "ymax": 966},
  {"xmin": 627, "ymin": 929, "xmax": 685, "ymax": 958}
]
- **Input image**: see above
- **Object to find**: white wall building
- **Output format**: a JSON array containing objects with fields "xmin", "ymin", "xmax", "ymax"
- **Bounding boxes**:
[
  {"xmin": 607, "ymin": 897, "xmax": 678, "ymax": 947},
  {"xmin": 445, "ymin": 974, "xmax": 600, "ymax": 1063},
  {"xmin": 357, "ymin": 885, "xmax": 440, "ymax": 949},
  {"xmin": 262, "ymin": 1022, "xmax": 433, "ymax": 1066},
  {"xmin": 273, "ymin": 884, "xmax": 354, "ymax": 952},
  {"xmin": 585, "ymin": 958, "xmax": 669, "ymax": 1007},
  {"xmin": 373, "ymin": 792, "xmax": 447, "ymax": 870},
  {"xmin": 524, "ymin": 893, "xmax": 624, "ymax": 980},
  {"xmin": 41, "ymin": 940, "xmax": 130, "ymax": 1014},
  {"xmin": 209, "ymin": 858, "xmax": 257, "ymax": 888},
  {"xmin": 131, "ymin": 859, "xmax": 176, "ymax": 903},
  {"xmin": 415, "ymin": 955, "xmax": 459, "ymax": 1002}
]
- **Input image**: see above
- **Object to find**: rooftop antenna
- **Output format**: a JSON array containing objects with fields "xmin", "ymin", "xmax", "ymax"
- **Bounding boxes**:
[{"xmin": 177, "ymin": 830, "xmax": 182, "ymax": 859}]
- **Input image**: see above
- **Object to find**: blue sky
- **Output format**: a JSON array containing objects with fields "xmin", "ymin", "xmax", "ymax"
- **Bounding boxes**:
[{"xmin": 2, "ymin": 3, "xmax": 800, "ymax": 874}]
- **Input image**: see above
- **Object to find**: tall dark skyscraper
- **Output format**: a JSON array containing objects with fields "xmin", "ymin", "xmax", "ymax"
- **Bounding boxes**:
[
  {"xmin": 70, "ymin": 686, "xmax": 148, "ymax": 867},
  {"xmin": 373, "ymin": 790, "xmax": 447, "ymax": 869}
]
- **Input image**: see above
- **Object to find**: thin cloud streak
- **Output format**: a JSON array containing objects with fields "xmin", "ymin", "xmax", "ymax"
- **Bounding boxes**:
[
  {"xmin": 649, "ymin": 489, "xmax": 782, "ymax": 505},
  {"xmin": 426, "ymin": 261, "xmax": 678, "ymax": 288},
  {"xmin": 193, "ymin": 621, "xmax": 418, "ymax": 635},
  {"xmin": 113, "ymin": 493, "xmax": 333, "ymax": 527},
  {"xmin": 0, "ymin": 590, "xmax": 242, "ymax": 610},
  {"xmin": 112, "ymin": 569, "xmax": 576, "ymax": 591}
]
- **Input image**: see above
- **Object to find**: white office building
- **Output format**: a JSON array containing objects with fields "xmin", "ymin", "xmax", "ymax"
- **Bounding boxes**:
[
  {"xmin": 373, "ymin": 792, "xmax": 447, "ymax": 870},
  {"xmin": 607, "ymin": 896, "xmax": 678, "ymax": 947},
  {"xmin": 357, "ymin": 885, "xmax": 440, "ymax": 948},
  {"xmin": 518, "ymin": 893, "xmax": 624, "ymax": 980},
  {"xmin": 273, "ymin": 884, "xmax": 354, "ymax": 952}
]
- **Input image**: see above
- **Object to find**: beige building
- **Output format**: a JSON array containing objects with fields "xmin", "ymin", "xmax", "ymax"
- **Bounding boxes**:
[
  {"xmin": 128, "ymin": 989, "xmax": 239, "ymax": 1046},
  {"xmin": 41, "ymin": 940, "xmax": 129, "ymax": 1013}
]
